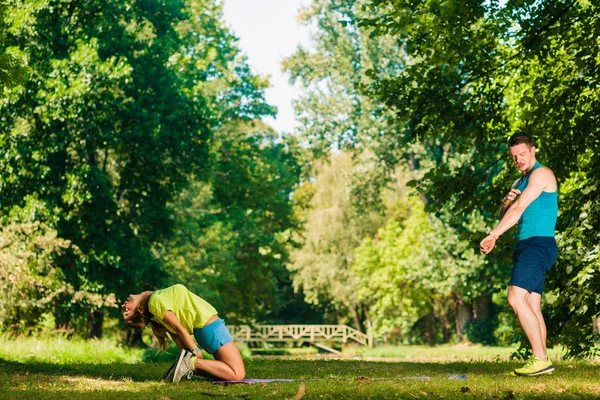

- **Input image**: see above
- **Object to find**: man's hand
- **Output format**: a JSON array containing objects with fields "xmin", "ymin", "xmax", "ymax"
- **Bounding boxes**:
[
  {"xmin": 502, "ymin": 188, "xmax": 521, "ymax": 206},
  {"xmin": 480, "ymin": 234, "xmax": 497, "ymax": 255}
]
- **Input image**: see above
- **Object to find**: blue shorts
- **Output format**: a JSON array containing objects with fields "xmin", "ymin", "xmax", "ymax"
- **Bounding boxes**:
[
  {"xmin": 510, "ymin": 236, "xmax": 558, "ymax": 294},
  {"xmin": 194, "ymin": 318, "xmax": 233, "ymax": 354}
]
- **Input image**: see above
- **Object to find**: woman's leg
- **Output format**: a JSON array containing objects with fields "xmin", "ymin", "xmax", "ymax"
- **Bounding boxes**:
[{"xmin": 193, "ymin": 342, "xmax": 245, "ymax": 381}]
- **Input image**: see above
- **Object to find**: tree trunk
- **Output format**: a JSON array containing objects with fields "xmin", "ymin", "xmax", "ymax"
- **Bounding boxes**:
[
  {"xmin": 454, "ymin": 296, "xmax": 472, "ymax": 341},
  {"xmin": 424, "ymin": 311, "xmax": 435, "ymax": 346},
  {"xmin": 86, "ymin": 309, "xmax": 104, "ymax": 339},
  {"xmin": 126, "ymin": 328, "xmax": 147, "ymax": 348},
  {"xmin": 473, "ymin": 293, "xmax": 492, "ymax": 323},
  {"xmin": 434, "ymin": 299, "xmax": 451, "ymax": 342},
  {"xmin": 351, "ymin": 304, "xmax": 365, "ymax": 333}
]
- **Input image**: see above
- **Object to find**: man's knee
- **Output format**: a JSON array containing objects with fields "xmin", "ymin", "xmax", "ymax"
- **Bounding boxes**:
[{"xmin": 507, "ymin": 286, "xmax": 528, "ymax": 312}]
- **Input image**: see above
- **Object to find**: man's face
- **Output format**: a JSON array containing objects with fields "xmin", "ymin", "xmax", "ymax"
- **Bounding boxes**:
[{"xmin": 509, "ymin": 143, "xmax": 536, "ymax": 172}]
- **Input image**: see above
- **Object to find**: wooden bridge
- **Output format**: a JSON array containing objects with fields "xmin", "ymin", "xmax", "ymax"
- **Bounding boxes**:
[{"xmin": 229, "ymin": 325, "xmax": 372, "ymax": 353}]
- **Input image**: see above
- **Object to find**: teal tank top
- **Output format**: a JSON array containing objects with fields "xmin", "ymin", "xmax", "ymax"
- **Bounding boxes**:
[{"xmin": 514, "ymin": 161, "xmax": 558, "ymax": 240}]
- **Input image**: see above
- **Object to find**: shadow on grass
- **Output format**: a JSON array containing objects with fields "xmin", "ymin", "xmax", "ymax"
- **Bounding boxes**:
[
  {"xmin": 0, "ymin": 357, "xmax": 168, "ymax": 382},
  {"xmin": 2, "ymin": 358, "xmax": 599, "ymax": 399},
  {"xmin": 0, "ymin": 357, "xmax": 513, "ymax": 382}
]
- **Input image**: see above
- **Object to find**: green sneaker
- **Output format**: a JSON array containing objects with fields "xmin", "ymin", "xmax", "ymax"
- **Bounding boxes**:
[{"xmin": 513, "ymin": 356, "xmax": 554, "ymax": 376}]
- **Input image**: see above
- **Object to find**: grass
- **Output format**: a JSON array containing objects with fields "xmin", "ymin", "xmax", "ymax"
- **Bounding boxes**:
[
  {"xmin": 1, "ymin": 336, "xmax": 599, "ymax": 399},
  {"xmin": 344, "ymin": 343, "xmax": 566, "ymax": 361}
]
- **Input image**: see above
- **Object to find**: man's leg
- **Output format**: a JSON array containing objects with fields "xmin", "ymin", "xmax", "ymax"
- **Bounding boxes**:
[
  {"xmin": 526, "ymin": 292, "xmax": 547, "ymax": 357},
  {"xmin": 507, "ymin": 285, "xmax": 546, "ymax": 359}
]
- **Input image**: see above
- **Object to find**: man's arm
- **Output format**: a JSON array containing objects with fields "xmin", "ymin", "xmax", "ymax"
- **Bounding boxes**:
[
  {"xmin": 491, "ymin": 168, "xmax": 550, "ymax": 237},
  {"xmin": 481, "ymin": 168, "xmax": 551, "ymax": 255},
  {"xmin": 499, "ymin": 179, "xmax": 521, "ymax": 220}
]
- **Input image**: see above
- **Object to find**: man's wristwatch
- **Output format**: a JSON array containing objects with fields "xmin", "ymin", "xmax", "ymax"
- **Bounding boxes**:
[{"xmin": 191, "ymin": 347, "xmax": 200, "ymax": 357}]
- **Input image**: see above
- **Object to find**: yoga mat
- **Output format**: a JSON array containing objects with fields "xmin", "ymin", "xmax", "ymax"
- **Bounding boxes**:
[{"xmin": 212, "ymin": 375, "xmax": 467, "ymax": 384}]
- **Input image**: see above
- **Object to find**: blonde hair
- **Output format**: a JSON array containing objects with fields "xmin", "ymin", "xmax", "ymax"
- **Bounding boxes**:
[
  {"xmin": 149, "ymin": 321, "xmax": 169, "ymax": 350},
  {"xmin": 123, "ymin": 294, "xmax": 169, "ymax": 350}
]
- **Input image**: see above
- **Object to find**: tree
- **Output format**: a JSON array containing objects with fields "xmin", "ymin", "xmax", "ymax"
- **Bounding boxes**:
[
  {"xmin": 0, "ymin": 0, "xmax": 274, "ymax": 336},
  {"xmin": 288, "ymin": 152, "xmax": 390, "ymax": 331},
  {"xmin": 159, "ymin": 120, "xmax": 302, "ymax": 323},
  {"xmin": 354, "ymin": 195, "xmax": 493, "ymax": 345},
  {"xmin": 356, "ymin": 0, "xmax": 600, "ymax": 356},
  {"xmin": 285, "ymin": 0, "xmax": 506, "ymax": 341},
  {"xmin": 0, "ymin": 2, "xmax": 26, "ymax": 92}
]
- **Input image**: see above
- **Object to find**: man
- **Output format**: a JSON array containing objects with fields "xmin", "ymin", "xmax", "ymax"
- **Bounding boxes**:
[{"xmin": 480, "ymin": 132, "xmax": 558, "ymax": 376}]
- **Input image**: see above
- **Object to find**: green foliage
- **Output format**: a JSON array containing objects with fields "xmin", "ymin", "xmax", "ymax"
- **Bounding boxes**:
[
  {"xmin": 0, "ymin": 197, "xmax": 116, "ymax": 333},
  {"xmin": 0, "ymin": 0, "xmax": 278, "ymax": 333},
  {"xmin": 288, "ymin": 152, "xmax": 389, "ymax": 329},
  {"xmin": 353, "ymin": 195, "xmax": 493, "ymax": 343},
  {"xmin": 0, "ymin": 220, "xmax": 72, "ymax": 332},
  {"xmin": 0, "ymin": 3, "xmax": 26, "ymax": 91},
  {"xmin": 284, "ymin": 0, "xmax": 509, "ymax": 344},
  {"xmin": 159, "ymin": 120, "xmax": 301, "ymax": 323},
  {"xmin": 354, "ymin": 0, "xmax": 600, "ymax": 357}
]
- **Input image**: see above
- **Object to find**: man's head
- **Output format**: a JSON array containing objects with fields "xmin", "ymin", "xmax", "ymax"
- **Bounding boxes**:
[{"xmin": 508, "ymin": 131, "xmax": 536, "ymax": 173}]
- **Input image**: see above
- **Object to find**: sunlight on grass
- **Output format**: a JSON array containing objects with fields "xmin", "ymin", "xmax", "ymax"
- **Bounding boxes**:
[
  {"xmin": 343, "ymin": 343, "xmax": 567, "ymax": 361},
  {"xmin": 0, "ymin": 335, "xmax": 144, "ymax": 364},
  {"xmin": 1, "ymin": 337, "xmax": 599, "ymax": 399}
]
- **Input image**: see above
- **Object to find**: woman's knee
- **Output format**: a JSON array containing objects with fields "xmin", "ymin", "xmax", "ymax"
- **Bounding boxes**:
[{"xmin": 233, "ymin": 367, "xmax": 245, "ymax": 381}]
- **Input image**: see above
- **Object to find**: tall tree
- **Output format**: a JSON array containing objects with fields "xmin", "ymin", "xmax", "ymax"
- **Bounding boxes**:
[
  {"xmin": 357, "ymin": 0, "xmax": 600, "ymax": 356},
  {"xmin": 159, "ymin": 120, "xmax": 302, "ymax": 323},
  {"xmin": 288, "ymin": 152, "xmax": 390, "ymax": 331},
  {"xmin": 285, "ymin": 0, "xmax": 505, "ymax": 340},
  {"xmin": 0, "ymin": 0, "xmax": 273, "ymax": 335}
]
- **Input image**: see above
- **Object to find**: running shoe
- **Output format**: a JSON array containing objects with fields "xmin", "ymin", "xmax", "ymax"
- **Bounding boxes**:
[
  {"xmin": 168, "ymin": 350, "xmax": 195, "ymax": 383},
  {"xmin": 162, "ymin": 356, "xmax": 178, "ymax": 382},
  {"xmin": 513, "ymin": 356, "xmax": 554, "ymax": 376}
]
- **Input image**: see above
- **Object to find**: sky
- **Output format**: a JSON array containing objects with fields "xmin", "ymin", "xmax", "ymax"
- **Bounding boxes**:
[{"xmin": 222, "ymin": 0, "xmax": 313, "ymax": 134}]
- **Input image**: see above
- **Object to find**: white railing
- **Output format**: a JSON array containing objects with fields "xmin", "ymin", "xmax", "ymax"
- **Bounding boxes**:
[{"xmin": 229, "ymin": 324, "xmax": 372, "ymax": 347}]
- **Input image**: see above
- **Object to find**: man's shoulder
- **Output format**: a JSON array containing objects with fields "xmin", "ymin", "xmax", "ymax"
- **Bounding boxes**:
[
  {"xmin": 530, "ymin": 165, "xmax": 557, "ymax": 191},
  {"xmin": 531, "ymin": 165, "xmax": 555, "ymax": 180}
]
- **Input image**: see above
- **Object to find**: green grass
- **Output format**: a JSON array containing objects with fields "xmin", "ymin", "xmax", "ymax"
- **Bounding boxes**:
[
  {"xmin": 1, "ymin": 336, "xmax": 599, "ymax": 399},
  {"xmin": 344, "ymin": 343, "xmax": 566, "ymax": 361}
]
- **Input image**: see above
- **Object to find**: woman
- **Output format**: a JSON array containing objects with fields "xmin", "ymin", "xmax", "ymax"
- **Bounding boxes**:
[{"xmin": 122, "ymin": 284, "xmax": 245, "ymax": 382}]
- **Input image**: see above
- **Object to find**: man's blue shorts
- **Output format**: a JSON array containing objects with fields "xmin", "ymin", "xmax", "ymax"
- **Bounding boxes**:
[
  {"xmin": 194, "ymin": 318, "xmax": 233, "ymax": 354},
  {"xmin": 510, "ymin": 236, "xmax": 558, "ymax": 294}
]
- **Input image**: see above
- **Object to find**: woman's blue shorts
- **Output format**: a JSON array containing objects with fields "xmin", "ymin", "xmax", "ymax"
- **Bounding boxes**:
[
  {"xmin": 510, "ymin": 236, "xmax": 558, "ymax": 294},
  {"xmin": 194, "ymin": 318, "xmax": 233, "ymax": 354}
]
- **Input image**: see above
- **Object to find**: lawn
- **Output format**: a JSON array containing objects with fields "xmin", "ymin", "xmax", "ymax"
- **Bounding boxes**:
[{"xmin": 1, "ymin": 337, "xmax": 599, "ymax": 399}]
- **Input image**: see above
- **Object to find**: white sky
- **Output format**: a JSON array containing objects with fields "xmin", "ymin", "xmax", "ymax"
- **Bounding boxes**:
[{"xmin": 222, "ymin": 0, "xmax": 313, "ymax": 134}]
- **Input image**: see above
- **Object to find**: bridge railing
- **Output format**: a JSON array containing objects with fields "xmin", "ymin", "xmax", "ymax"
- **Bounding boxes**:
[{"xmin": 228, "ymin": 324, "xmax": 372, "ymax": 348}]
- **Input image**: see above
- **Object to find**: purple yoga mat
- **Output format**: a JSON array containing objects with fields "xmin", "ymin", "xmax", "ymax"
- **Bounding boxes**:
[
  {"xmin": 212, "ymin": 375, "xmax": 467, "ymax": 384},
  {"xmin": 213, "ymin": 378, "xmax": 295, "ymax": 384}
]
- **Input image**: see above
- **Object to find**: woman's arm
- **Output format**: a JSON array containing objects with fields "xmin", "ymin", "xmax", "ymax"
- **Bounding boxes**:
[
  {"xmin": 168, "ymin": 331, "xmax": 186, "ymax": 350},
  {"xmin": 162, "ymin": 311, "xmax": 199, "ymax": 353}
]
